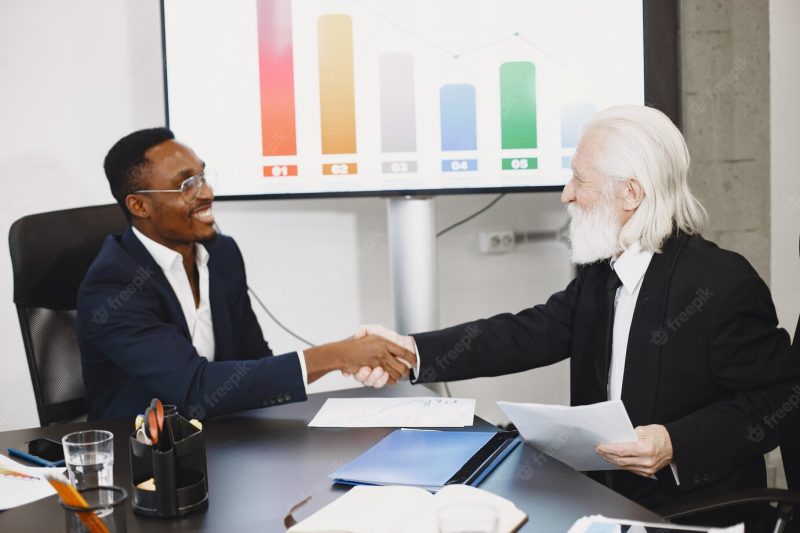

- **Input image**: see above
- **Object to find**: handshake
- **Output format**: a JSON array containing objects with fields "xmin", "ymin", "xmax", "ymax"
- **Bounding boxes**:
[
  {"xmin": 303, "ymin": 325, "xmax": 418, "ymax": 388},
  {"xmin": 346, "ymin": 325, "xmax": 418, "ymax": 388}
]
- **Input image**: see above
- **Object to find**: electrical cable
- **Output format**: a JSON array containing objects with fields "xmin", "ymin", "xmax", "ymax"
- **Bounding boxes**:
[
  {"xmin": 247, "ymin": 286, "xmax": 316, "ymax": 348},
  {"xmin": 217, "ymin": 191, "xmax": 512, "ymax": 385},
  {"xmin": 436, "ymin": 194, "xmax": 506, "ymax": 237},
  {"xmin": 213, "ymin": 222, "xmax": 316, "ymax": 347}
]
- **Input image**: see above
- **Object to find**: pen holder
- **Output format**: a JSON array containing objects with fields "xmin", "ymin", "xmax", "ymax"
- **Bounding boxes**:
[{"xmin": 129, "ymin": 406, "xmax": 208, "ymax": 517}]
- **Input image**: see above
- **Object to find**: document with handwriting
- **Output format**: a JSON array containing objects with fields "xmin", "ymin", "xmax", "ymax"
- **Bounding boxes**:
[{"xmin": 309, "ymin": 397, "xmax": 475, "ymax": 427}]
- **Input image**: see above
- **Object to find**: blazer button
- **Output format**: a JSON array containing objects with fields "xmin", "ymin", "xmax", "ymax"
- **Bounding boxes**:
[
  {"xmin": 693, "ymin": 475, "xmax": 702, "ymax": 484},
  {"xmin": 284, "ymin": 393, "xmax": 292, "ymax": 402},
  {"xmin": 269, "ymin": 398, "xmax": 278, "ymax": 406},
  {"xmin": 702, "ymin": 474, "xmax": 711, "ymax": 482}
]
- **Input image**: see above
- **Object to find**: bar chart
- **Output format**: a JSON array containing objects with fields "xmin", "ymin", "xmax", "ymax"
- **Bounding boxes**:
[{"xmin": 163, "ymin": 0, "xmax": 644, "ymax": 197}]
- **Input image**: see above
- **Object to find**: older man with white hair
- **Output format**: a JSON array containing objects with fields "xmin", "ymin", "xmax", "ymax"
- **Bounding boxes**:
[{"xmin": 355, "ymin": 105, "xmax": 799, "ymax": 527}]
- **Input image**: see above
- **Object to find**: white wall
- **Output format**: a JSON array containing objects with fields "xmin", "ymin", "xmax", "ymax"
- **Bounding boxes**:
[
  {"xmin": 0, "ymin": 0, "xmax": 570, "ymax": 430},
  {"xmin": 769, "ymin": 0, "xmax": 800, "ymax": 339}
]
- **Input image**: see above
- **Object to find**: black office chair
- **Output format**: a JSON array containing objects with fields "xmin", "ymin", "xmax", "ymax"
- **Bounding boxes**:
[{"xmin": 9, "ymin": 204, "xmax": 128, "ymax": 426}]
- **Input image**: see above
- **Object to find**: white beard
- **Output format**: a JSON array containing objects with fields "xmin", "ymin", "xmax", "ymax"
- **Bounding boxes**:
[{"xmin": 567, "ymin": 200, "xmax": 622, "ymax": 264}]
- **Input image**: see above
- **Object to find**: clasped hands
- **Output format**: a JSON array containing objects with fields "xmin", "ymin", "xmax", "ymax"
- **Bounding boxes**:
[{"xmin": 342, "ymin": 325, "xmax": 416, "ymax": 388}]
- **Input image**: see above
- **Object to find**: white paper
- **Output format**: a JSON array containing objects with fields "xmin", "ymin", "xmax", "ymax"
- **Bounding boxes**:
[
  {"xmin": 0, "ymin": 454, "xmax": 60, "ymax": 510},
  {"xmin": 497, "ymin": 399, "xmax": 637, "ymax": 471},
  {"xmin": 308, "ymin": 397, "xmax": 475, "ymax": 428},
  {"xmin": 567, "ymin": 515, "xmax": 744, "ymax": 533}
]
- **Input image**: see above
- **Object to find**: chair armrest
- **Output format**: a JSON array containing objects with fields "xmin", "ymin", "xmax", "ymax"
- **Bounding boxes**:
[{"xmin": 660, "ymin": 488, "xmax": 800, "ymax": 522}]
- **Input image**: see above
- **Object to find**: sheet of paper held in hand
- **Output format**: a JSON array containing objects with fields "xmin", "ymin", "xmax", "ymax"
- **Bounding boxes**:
[
  {"xmin": 309, "ymin": 397, "xmax": 475, "ymax": 428},
  {"xmin": 498, "ymin": 399, "xmax": 637, "ymax": 471}
]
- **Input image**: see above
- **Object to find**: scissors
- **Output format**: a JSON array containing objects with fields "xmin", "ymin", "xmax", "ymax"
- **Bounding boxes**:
[{"xmin": 143, "ymin": 398, "xmax": 165, "ymax": 448}]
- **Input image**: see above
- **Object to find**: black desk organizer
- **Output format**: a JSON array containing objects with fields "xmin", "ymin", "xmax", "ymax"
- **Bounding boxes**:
[{"xmin": 129, "ymin": 406, "xmax": 209, "ymax": 517}]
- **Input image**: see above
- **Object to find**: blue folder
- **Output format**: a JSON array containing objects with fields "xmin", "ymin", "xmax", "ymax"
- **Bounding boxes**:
[{"xmin": 330, "ymin": 429, "xmax": 521, "ymax": 492}]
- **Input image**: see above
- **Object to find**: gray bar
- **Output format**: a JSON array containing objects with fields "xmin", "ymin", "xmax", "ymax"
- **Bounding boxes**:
[
  {"xmin": 382, "ymin": 161, "xmax": 418, "ymax": 173},
  {"xmin": 379, "ymin": 53, "xmax": 417, "ymax": 152}
]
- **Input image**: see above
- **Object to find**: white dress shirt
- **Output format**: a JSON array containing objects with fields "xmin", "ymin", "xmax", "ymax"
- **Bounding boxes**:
[
  {"xmin": 131, "ymin": 228, "xmax": 309, "ymax": 386},
  {"xmin": 608, "ymin": 242, "xmax": 653, "ymax": 402},
  {"xmin": 133, "ymin": 227, "xmax": 216, "ymax": 361}
]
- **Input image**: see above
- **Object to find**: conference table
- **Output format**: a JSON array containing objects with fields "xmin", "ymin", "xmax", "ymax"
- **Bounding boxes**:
[{"xmin": 0, "ymin": 384, "xmax": 662, "ymax": 532}]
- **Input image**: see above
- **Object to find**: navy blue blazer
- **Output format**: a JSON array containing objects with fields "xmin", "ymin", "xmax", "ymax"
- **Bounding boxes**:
[{"xmin": 77, "ymin": 227, "xmax": 307, "ymax": 420}]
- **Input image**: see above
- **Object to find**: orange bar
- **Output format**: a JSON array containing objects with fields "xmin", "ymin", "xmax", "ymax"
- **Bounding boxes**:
[
  {"xmin": 317, "ymin": 15, "xmax": 357, "ymax": 154},
  {"xmin": 322, "ymin": 163, "xmax": 358, "ymax": 175},
  {"xmin": 263, "ymin": 164, "xmax": 298, "ymax": 177}
]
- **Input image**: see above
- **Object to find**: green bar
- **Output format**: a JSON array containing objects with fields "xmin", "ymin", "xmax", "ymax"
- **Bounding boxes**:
[
  {"xmin": 500, "ymin": 62, "xmax": 537, "ymax": 149},
  {"xmin": 502, "ymin": 157, "xmax": 538, "ymax": 170}
]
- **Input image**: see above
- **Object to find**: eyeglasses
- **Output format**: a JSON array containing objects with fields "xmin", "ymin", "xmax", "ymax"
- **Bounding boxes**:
[{"xmin": 133, "ymin": 169, "xmax": 217, "ymax": 203}]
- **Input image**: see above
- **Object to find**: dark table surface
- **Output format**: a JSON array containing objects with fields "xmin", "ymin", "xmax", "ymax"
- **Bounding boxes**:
[{"xmin": 0, "ymin": 384, "xmax": 662, "ymax": 532}]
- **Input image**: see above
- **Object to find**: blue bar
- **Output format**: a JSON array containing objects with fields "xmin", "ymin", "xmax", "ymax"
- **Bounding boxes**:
[
  {"xmin": 441, "ymin": 159, "xmax": 478, "ymax": 172},
  {"xmin": 440, "ymin": 84, "xmax": 477, "ymax": 151},
  {"xmin": 561, "ymin": 102, "xmax": 596, "ymax": 148}
]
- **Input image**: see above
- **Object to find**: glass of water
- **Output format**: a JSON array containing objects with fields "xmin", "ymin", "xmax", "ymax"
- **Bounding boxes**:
[{"xmin": 62, "ymin": 430, "xmax": 114, "ymax": 489}]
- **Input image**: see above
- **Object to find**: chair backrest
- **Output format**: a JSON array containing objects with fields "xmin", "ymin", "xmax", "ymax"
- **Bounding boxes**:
[{"xmin": 9, "ymin": 204, "xmax": 128, "ymax": 425}]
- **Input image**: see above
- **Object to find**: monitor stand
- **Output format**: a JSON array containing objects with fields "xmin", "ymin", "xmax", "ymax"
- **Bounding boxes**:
[{"xmin": 387, "ymin": 196, "xmax": 444, "ymax": 395}]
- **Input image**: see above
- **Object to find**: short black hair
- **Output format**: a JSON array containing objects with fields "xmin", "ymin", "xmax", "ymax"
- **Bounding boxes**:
[{"xmin": 103, "ymin": 127, "xmax": 175, "ymax": 220}]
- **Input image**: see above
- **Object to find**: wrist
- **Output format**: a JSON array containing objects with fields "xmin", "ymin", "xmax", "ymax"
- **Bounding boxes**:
[{"xmin": 304, "ymin": 343, "xmax": 344, "ymax": 382}]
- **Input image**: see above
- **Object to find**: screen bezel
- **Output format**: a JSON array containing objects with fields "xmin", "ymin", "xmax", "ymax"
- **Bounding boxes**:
[{"xmin": 159, "ymin": 0, "xmax": 680, "ymax": 201}]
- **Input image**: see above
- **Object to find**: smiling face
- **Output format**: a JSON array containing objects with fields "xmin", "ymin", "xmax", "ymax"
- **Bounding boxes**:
[{"xmin": 126, "ymin": 139, "xmax": 216, "ymax": 252}]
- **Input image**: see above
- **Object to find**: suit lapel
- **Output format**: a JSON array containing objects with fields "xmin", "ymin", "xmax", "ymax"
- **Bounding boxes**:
[
  {"xmin": 206, "ymin": 244, "xmax": 233, "ymax": 361},
  {"xmin": 620, "ymin": 233, "xmax": 688, "ymax": 427},
  {"xmin": 121, "ymin": 228, "xmax": 191, "ymax": 338}
]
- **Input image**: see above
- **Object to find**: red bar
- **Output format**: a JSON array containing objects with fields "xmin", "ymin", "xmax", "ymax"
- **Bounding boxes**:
[{"xmin": 257, "ymin": 0, "xmax": 297, "ymax": 156}]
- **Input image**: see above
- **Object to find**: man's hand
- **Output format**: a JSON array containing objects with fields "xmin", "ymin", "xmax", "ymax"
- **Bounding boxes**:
[
  {"xmin": 595, "ymin": 424, "xmax": 674, "ymax": 477},
  {"xmin": 305, "ymin": 334, "xmax": 417, "ymax": 385},
  {"xmin": 345, "ymin": 325, "xmax": 417, "ymax": 388}
]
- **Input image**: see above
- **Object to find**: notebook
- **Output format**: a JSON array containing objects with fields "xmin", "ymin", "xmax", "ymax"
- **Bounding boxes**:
[
  {"xmin": 330, "ymin": 428, "xmax": 521, "ymax": 492},
  {"xmin": 288, "ymin": 484, "xmax": 528, "ymax": 533}
]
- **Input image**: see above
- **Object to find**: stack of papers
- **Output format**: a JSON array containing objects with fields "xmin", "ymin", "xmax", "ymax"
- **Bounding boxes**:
[
  {"xmin": 498, "ymin": 399, "xmax": 637, "ymax": 471},
  {"xmin": 0, "ymin": 454, "xmax": 59, "ymax": 510},
  {"xmin": 567, "ymin": 515, "xmax": 743, "ymax": 532},
  {"xmin": 309, "ymin": 397, "xmax": 475, "ymax": 427}
]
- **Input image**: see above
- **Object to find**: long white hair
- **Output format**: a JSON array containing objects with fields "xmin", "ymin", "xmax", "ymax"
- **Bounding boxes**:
[{"xmin": 581, "ymin": 105, "xmax": 707, "ymax": 253}]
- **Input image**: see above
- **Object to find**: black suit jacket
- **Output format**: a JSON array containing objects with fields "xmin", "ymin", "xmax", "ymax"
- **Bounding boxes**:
[
  {"xmin": 77, "ymin": 228, "xmax": 307, "ymax": 420},
  {"xmin": 413, "ymin": 232, "xmax": 800, "ymax": 511}
]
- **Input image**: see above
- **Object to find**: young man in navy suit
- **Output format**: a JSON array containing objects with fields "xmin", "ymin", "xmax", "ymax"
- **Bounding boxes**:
[{"xmin": 77, "ymin": 128, "xmax": 415, "ymax": 420}]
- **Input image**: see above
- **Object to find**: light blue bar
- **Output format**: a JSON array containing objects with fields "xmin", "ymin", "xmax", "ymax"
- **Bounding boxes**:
[
  {"xmin": 440, "ymin": 84, "xmax": 477, "ymax": 151},
  {"xmin": 562, "ymin": 155, "xmax": 573, "ymax": 169},
  {"xmin": 441, "ymin": 159, "xmax": 478, "ymax": 172},
  {"xmin": 561, "ymin": 102, "xmax": 596, "ymax": 148}
]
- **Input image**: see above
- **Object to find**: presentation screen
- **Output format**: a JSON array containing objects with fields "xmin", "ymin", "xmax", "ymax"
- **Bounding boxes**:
[{"xmin": 162, "ymin": 0, "xmax": 645, "ymax": 199}]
